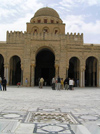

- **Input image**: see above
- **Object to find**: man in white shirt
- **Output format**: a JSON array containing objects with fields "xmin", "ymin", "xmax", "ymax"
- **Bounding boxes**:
[{"xmin": 69, "ymin": 78, "xmax": 74, "ymax": 90}]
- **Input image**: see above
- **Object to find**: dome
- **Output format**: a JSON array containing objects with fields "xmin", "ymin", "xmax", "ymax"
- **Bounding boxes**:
[{"xmin": 34, "ymin": 7, "xmax": 60, "ymax": 18}]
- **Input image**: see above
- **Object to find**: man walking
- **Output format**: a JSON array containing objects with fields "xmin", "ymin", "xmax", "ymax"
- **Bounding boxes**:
[
  {"xmin": 2, "ymin": 77, "xmax": 7, "ymax": 91},
  {"xmin": 52, "ymin": 77, "xmax": 56, "ymax": 90},
  {"xmin": 57, "ymin": 76, "xmax": 61, "ymax": 90}
]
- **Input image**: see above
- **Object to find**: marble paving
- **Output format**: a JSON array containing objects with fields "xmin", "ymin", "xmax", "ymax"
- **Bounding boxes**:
[{"xmin": 0, "ymin": 86, "xmax": 100, "ymax": 133}]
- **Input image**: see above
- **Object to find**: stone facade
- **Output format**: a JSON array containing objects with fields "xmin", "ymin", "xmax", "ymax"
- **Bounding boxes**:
[{"xmin": 0, "ymin": 7, "xmax": 100, "ymax": 87}]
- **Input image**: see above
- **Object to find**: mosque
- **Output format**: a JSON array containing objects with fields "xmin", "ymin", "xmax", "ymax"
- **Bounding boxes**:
[{"xmin": 0, "ymin": 7, "xmax": 100, "ymax": 87}]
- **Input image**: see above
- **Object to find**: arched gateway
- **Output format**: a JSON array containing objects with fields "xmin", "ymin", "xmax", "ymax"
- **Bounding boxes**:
[
  {"xmin": 35, "ymin": 48, "xmax": 55, "ymax": 86},
  {"xmin": 9, "ymin": 56, "xmax": 21, "ymax": 85},
  {"xmin": 85, "ymin": 57, "xmax": 97, "ymax": 87}
]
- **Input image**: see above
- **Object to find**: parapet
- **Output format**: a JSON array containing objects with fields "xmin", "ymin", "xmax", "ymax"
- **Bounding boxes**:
[
  {"xmin": 66, "ymin": 32, "xmax": 83, "ymax": 43},
  {"xmin": 7, "ymin": 31, "xmax": 24, "ymax": 44}
]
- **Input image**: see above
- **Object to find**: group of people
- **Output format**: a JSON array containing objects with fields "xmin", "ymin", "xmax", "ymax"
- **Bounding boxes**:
[
  {"xmin": 0, "ymin": 76, "xmax": 7, "ymax": 91},
  {"xmin": 52, "ymin": 76, "xmax": 75, "ymax": 90},
  {"xmin": 38, "ymin": 76, "xmax": 75, "ymax": 90}
]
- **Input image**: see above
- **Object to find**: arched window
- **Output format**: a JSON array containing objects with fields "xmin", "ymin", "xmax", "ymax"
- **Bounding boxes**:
[{"xmin": 44, "ymin": 19, "xmax": 47, "ymax": 23}]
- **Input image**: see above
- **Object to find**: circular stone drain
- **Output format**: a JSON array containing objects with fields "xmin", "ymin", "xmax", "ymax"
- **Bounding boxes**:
[{"xmin": 3, "ymin": 114, "xmax": 20, "ymax": 118}]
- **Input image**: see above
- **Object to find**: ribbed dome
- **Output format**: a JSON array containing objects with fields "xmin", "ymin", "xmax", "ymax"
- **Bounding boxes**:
[{"xmin": 34, "ymin": 7, "xmax": 60, "ymax": 18}]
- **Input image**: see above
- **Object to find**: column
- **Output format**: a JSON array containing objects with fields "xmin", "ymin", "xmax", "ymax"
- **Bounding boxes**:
[
  {"xmin": 4, "ymin": 64, "xmax": 9, "ymax": 85},
  {"xmin": 80, "ymin": 66, "xmax": 85, "ymax": 87},
  {"xmin": 82, "ymin": 68, "xmax": 85, "ymax": 87},
  {"xmin": 93, "ymin": 61, "xmax": 96, "ymax": 87},
  {"xmin": 21, "ymin": 65, "xmax": 23, "ymax": 86},
  {"xmin": 97, "ymin": 65, "xmax": 100, "ymax": 87},
  {"xmin": 99, "ymin": 69, "xmax": 100, "ymax": 87},
  {"xmin": 31, "ymin": 64, "xmax": 35, "ymax": 86},
  {"xmin": 80, "ymin": 67, "xmax": 82, "ymax": 87},
  {"xmin": 55, "ymin": 64, "xmax": 59, "ymax": 78},
  {"xmin": 66, "ymin": 66, "xmax": 69, "ymax": 78}
]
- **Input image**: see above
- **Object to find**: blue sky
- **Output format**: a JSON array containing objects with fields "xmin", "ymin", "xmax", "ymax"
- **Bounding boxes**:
[{"xmin": 0, "ymin": 0, "xmax": 100, "ymax": 44}]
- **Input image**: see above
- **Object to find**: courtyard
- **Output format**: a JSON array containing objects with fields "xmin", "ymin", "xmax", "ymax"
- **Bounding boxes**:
[{"xmin": 0, "ymin": 86, "xmax": 100, "ymax": 134}]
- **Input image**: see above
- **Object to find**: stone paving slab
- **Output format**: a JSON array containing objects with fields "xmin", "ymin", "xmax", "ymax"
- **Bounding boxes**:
[{"xmin": 0, "ymin": 86, "xmax": 100, "ymax": 133}]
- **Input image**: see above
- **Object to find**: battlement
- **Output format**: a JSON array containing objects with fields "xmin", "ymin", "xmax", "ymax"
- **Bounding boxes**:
[
  {"xmin": 7, "ymin": 31, "xmax": 25, "ymax": 44},
  {"xmin": 66, "ymin": 32, "xmax": 83, "ymax": 42}
]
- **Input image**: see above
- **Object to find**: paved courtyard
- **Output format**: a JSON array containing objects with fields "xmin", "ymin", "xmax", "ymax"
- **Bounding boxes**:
[{"xmin": 0, "ymin": 86, "xmax": 100, "ymax": 134}]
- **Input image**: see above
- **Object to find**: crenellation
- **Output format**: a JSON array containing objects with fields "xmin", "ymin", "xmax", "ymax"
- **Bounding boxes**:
[
  {"xmin": 7, "ymin": 31, "xmax": 24, "ymax": 43},
  {"xmin": 66, "ymin": 32, "xmax": 83, "ymax": 43}
]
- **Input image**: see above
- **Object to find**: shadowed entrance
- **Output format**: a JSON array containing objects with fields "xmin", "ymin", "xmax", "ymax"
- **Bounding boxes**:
[
  {"xmin": 35, "ymin": 49, "xmax": 55, "ymax": 86},
  {"xmin": 68, "ymin": 57, "xmax": 80, "ymax": 86},
  {"xmin": 85, "ymin": 56, "xmax": 97, "ymax": 87},
  {"xmin": 9, "ymin": 56, "xmax": 21, "ymax": 85},
  {"xmin": 0, "ymin": 54, "xmax": 4, "ymax": 78}
]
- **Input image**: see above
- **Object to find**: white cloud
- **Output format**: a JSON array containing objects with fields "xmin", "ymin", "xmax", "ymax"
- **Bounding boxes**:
[
  {"xmin": 0, "ymin": 0, "xmax": 43, "ymax": 18},
  {"xmin": 0, "ymin": 0, "xmax": 43, "ymax": 40},
  {"xmin": 63, "ymin": 14, "xmax": 100, "ymax": 43},
  {"xmin": 59, "ymin": 0, "xmax": 100, "ymax": 8}
]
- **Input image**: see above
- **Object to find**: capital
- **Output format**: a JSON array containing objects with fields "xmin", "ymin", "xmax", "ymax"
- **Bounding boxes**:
[
  {"xmin": 66, "ymin": 66, "xmax": 69, "ymax": 70},
  {"xmin": 31, "ymin": 64, "xmax": 36, "ymax": 67},
  {"xmin": 80, "ymin": 66, "xmax": 85, "ymax": 71},
  {"xmin": 55, "ymin": 64, "xmax": 58, "ymax": 68}
]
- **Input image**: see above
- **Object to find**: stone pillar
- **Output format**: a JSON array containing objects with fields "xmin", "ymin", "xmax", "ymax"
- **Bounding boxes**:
[
  {"xmin": 55, "ymin": 64, "xmax": 59, "ymax": 78},
  {"xmin": 4, "ymin": 64, "xmax": 9, "ymax": 84},
  {"xmin": 66, "ymin": 66, "xmax": 69, "ymax": 78},
  {"xmin": 21, "ymin": 65, "xmax": 23, "ymax": 86},
  {"xmin": 99, "ymin": 68, "xmax": 100, "ymax": 87},
  {"xmin": 97, "ymin": 65, "xmax": 100, "ymax": 87},
  {"xmin": 93, "ymin": 60, "xmax": 96, "ymax": 87},
  {"xmin": 80, "ymin": 66, "xmax": 85, "ymax": 87},
  {"xmin": 82, "ymin": 68, "xmax": 85, "ymax": 87},
  {"xmin": 31, "ymin": 64, "xmax": 35, "ymax": 86}
]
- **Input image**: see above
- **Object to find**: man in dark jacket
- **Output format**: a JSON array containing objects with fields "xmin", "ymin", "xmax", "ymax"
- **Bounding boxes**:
[
  {"xmin": 64, "ymin": 77, "xmax": 69, "ymax": 90},
  {"xmin": 2, "ymin": 77, "xmax": 7, "ymax": 91}
]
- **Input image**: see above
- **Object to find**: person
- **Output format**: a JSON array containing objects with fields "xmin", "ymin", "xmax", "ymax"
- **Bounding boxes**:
[
  {"xmin": 64, "ymin": 77, "xmax": 69, "ymax": 90},
  {"xmin": 57, "ymin": 76, "xmax": 61, "ymax": 90},
  {"xmin": 40, "ymin": 77, "xmax": 44, "ymax": 88},
  {"xmin": 38, "ymin": 78, "xmax": 40, "ymax": 88},
  {"xmin": 61, "ymin": 78, "xmax": 64, "ymax": 89},
  {"xmin": 25, "ymin": 78, "xmax": 28, "ymax": 87},
  {"xmin": 77, "ymin": 79, "xmax": 79, "ymax": 87},
  {"xmin": 17, "ymin": 82, "xmax": 21, "ymax": 87},
  {"xmin": 69, "ymin": 78, "xmax": 74, "ymax": 90},
  {"xmin": 0, "ymin": 76, "xmax": 2, "ymax": 91},
  {"xmin": 52, "ymin": 77, "xmax": 56, "ymax": 90},
  {"xmin": 2, "ymin": 77, "xmax": 7, "ymax": 91},
  {"xmin": 72, "ymin": 78, "xmax": 75, "ymax": 90}
]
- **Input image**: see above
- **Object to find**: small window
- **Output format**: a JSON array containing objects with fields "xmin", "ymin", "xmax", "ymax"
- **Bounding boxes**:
[
  {"xmin": 44, "ymin": 29, "xmax": 48, "ymax": 33},
  {"xmin": 33, "ymin": 21, "xmax": 35, "ymax": 23},
  {"xmin": 44, "ymin": 19, "xmax": 47, "ymax": 23},
  {"xmin": 55, "ymin": 30, "xmax": 58, "ymax": 34},
  {"xmin": 38, "ymin": 20, "xmax": 41, "ymax": 23},
  {"xmin": 51, "ymin": 20, "xmax": 54, "ymax": 23},
  {"xmin": 34, "ymin": 29, "xmax": 37, "ymax": 34},
  {"xmin": 56, "ymin": 21, "xmax": 59, "ymax": 24}
]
